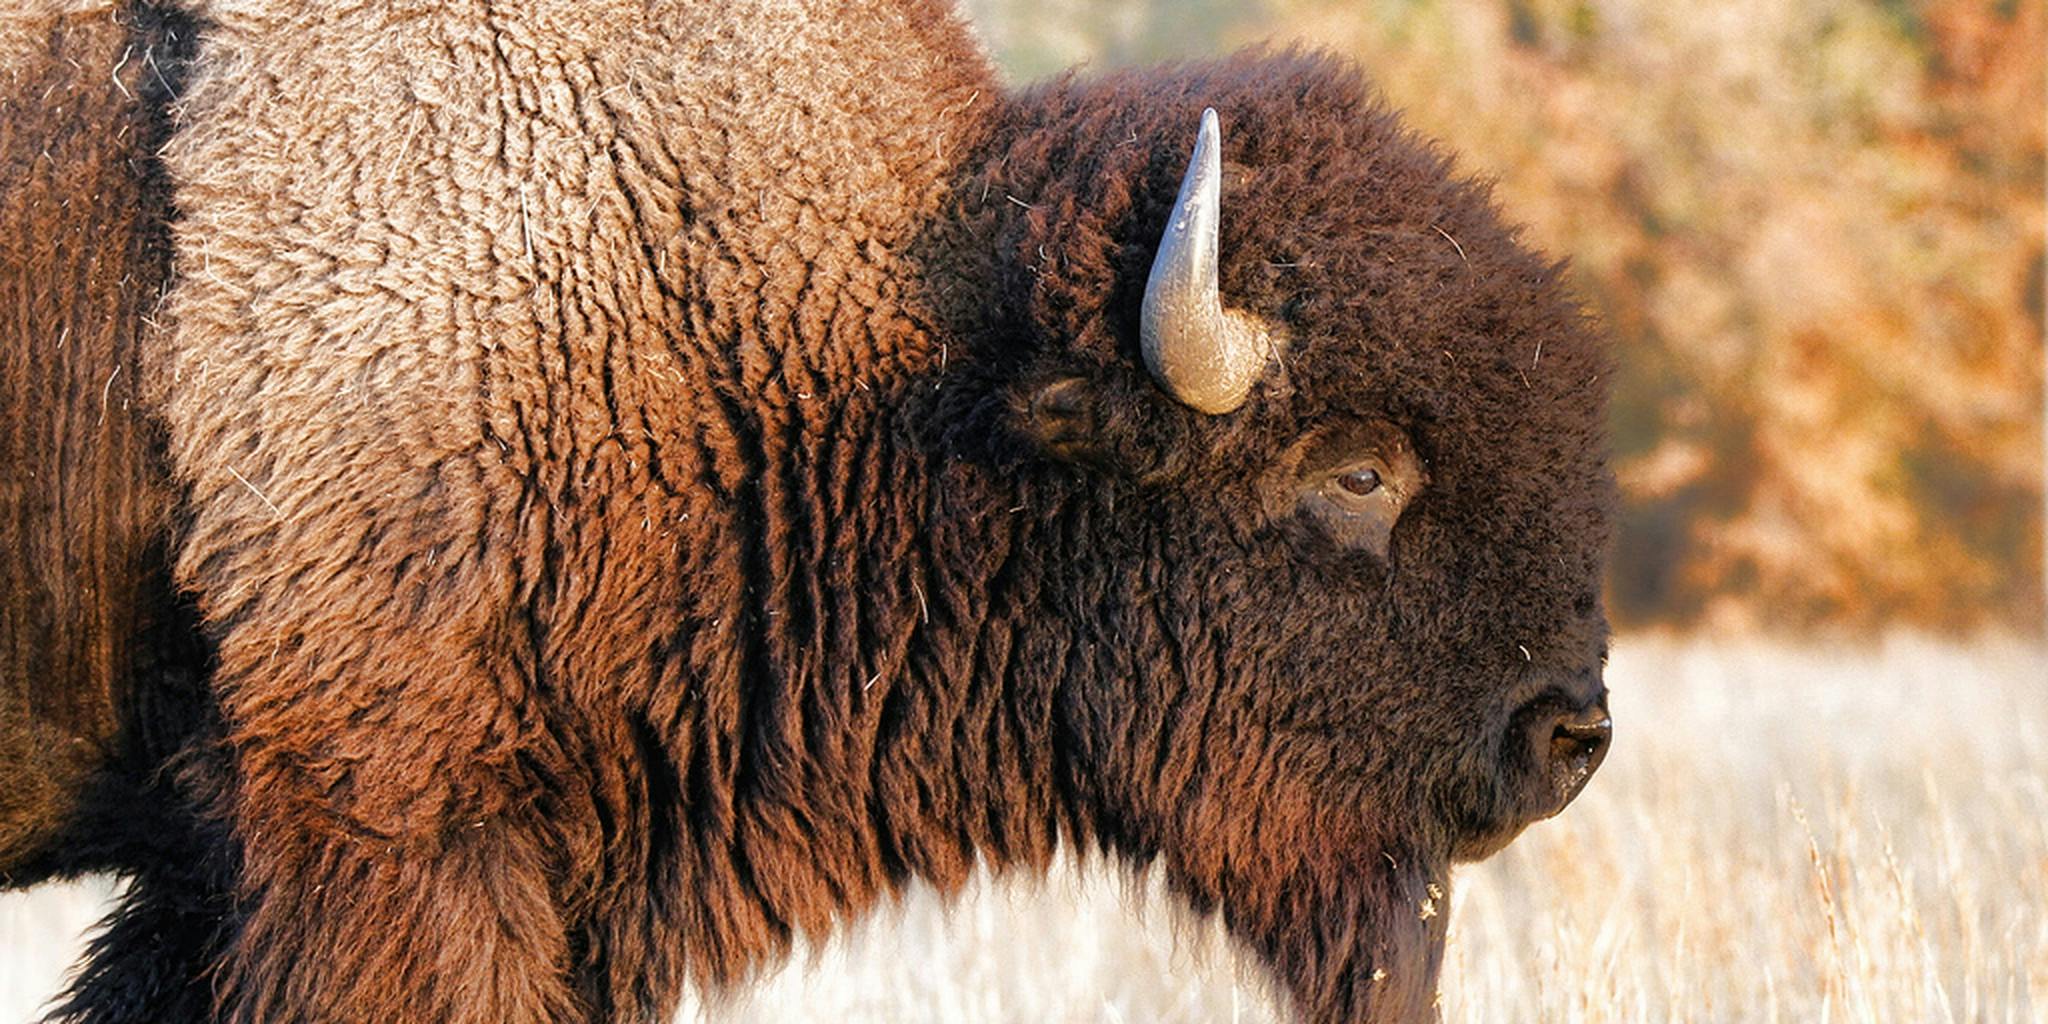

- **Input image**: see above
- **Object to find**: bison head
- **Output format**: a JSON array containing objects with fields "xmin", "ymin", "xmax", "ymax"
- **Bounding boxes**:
[{"xmin": 937, "ymin": 53, "xmax": 1613, "ymax": 1021}]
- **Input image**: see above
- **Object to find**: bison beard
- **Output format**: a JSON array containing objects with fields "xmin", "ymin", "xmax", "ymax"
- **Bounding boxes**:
[{"xmin": 1, "ymin": 1, "xmax": 1615, "ymax": 1022}]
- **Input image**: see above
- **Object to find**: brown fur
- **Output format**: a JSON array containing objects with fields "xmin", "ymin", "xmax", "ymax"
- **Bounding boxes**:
[
  {"xmin": 0, "ymin": 0, "xmax": 204, "ymax": 883},
  {"xmin": 5, "ymin": 2, "xmax": 1613, "ymax": 1022}
]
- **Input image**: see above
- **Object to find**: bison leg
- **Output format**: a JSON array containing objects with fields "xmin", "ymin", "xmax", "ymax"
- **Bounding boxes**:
[
  {"xmin": 48, "ymin": 822, "xmax": 237, "ymax": 1024},
  {"xmin": 151, "ymin": 377, "xmax": 584, "ymax": 1017},
  {"xmin": 218, "ymin": 812, "xmax": 579, "ymax": 1024},
  {"xmin": 167, "ymin": 546, "xmax": 584, "ymax": 1021}
]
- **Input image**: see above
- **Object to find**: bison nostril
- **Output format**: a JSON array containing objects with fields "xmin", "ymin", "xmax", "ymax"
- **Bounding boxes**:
[
  {"xmin": 1498, "ymin": 689, "xmax": 1613, "ymax": 830},
  {"xmin": 1550, "ymin": 715, "xmax": 1611, "ymax": 773},
  {"xmin": 1457, "ymin": 697, "xmax": 1613, "ymax": 860},
  {"xmin": 1510, "ymin": 696, "xmax": 1612, "ymax": 820}
]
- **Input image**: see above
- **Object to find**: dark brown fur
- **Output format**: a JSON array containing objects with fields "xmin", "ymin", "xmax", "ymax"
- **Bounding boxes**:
[
  {"xmin": 3, "ymin": 3, "xmax": 1612, "ymax": 1022},
  {"xmin": 1, "ymin": 8, "xmax": 231, "ymax": 1019},
  {"xmin": 0, "ymin": 0, "xmax": 209, "ymax": 880}
]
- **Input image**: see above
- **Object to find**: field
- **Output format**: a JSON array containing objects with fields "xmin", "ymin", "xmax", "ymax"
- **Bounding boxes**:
[{"xmin": 4, "ymin": 634, "xmax": 2043, "ymax": 1022}]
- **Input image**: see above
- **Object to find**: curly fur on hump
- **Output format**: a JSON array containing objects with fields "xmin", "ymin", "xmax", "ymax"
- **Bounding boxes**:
[{"xmin": 2, "ymin": 1, "xmax": 1614, "ymax": 1022}]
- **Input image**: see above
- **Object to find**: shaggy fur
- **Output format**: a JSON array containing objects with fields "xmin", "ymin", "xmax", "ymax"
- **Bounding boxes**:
[
  {"xmin": 0, "ymin": 9, "xmax": 232, "ymax": 1019},
  {"xmin": 0, "ymin": 0, "xmax": 211, "ymax": 881},
  {"xmin": 4, "ymin": 2, "xmax": 1613, "ymax": 1022}
]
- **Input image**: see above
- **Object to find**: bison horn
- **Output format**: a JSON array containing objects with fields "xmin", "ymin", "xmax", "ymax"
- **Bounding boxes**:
[{"xmin": 1141, "ymin": 108, "xmax": 1277, "ymax": 415}]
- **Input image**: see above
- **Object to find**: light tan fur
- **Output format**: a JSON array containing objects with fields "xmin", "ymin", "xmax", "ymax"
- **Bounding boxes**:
[{"xmin": 155, "ymin": 1, "xmax": 991, "ymax": 1018}]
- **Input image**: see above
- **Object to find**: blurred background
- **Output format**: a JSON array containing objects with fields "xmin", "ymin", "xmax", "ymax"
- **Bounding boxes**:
[{"xmin": 971, "ymin": 0, "xmax": 2045, "ymax": 635}]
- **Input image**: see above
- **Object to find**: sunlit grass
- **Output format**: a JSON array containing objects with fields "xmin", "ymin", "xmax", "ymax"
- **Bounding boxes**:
[{"xmin": 4, "ymin": 635, "xmax": 2043, "ymax": 1022}]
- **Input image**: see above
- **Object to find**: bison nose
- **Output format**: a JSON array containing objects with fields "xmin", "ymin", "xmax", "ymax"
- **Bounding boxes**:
[{"xmin": 1528, "ymin": 697, "xmax": 1610, "ymax": 814}]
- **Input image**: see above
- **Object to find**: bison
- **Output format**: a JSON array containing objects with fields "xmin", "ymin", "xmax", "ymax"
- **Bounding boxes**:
[{"xmin": 1, "ymin": 0, "xmax": 1615, "ymax": 1021}]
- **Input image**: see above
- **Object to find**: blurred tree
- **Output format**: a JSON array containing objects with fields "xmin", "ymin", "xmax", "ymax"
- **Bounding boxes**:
[
  {"xmin": 963, "ymin": 0, "xmax": 2046, "ymax": 632},
  {"xmin": 960, "ymin": 0, "xmax": 1272, "ymax": 80}
]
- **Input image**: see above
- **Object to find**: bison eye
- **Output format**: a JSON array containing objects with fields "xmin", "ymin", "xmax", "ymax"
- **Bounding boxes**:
[
  {"xmin": 1320, "ymin": 459, "xmax": 1397, "ymax": 516},
  {"xmin": 1307, "ymin": 460, "xmax": 1407, "ymax": 557},
  {"xmin": 1337, "ymin": 467, "xmax": 1381, "ymax": 496},
  {"xmin": 1266, "ymin": 419, "xmax": 1425, "ymax": 560}
]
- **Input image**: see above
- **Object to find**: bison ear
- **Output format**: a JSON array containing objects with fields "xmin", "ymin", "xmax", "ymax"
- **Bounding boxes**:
[
  {"xmin": 1019, "ymin": 376, "xmax": 1099, "ymax": 460},
  {"xmin": 1007, "ymin": 376, "xmax": 1122, "ymax": 464},
  {"xmin": 1013, "ymin": 373, "xmax": 1179, "ymax": 478}
]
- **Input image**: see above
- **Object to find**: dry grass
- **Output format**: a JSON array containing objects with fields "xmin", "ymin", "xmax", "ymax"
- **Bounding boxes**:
[{"xmin": 3, "ymin": 634, "xmax": 2044, "ymax": 1023}]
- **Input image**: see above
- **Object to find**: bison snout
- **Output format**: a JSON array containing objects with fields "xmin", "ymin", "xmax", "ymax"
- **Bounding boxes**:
[
  {"xmin": 1522, "ymin": 695, "xmax": 1610, "ymax": 815},
  {"xmin": 1450, "ymin": 689, "xmax": 1613, "ymax": 862}
]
